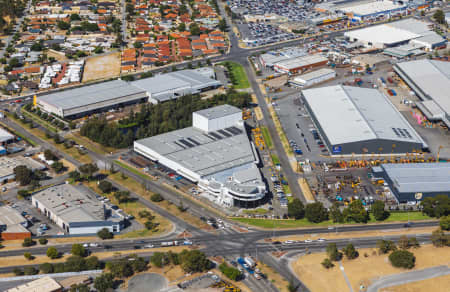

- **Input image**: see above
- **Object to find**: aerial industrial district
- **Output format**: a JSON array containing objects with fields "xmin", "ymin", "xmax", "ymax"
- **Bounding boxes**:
[{"xmin": 0, "ymin": 0, "xmax": 449, "ymax": 291}]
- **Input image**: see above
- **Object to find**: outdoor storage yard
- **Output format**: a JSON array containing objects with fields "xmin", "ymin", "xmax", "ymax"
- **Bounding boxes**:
[
  {"xmin": 82, "ymin": 52, "xmax": 121, "ymax": 82},
  {"xmin": 291, "ymin": 244, "xmax": 450, "ymax": 292}
]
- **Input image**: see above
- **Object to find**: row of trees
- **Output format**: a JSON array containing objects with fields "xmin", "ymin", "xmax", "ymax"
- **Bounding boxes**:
[
  {"xmin": 80, "ymin": 90, "xmax": 252, "ymax": 148},
  {"xmin": 150, "ymin": 250, "xmax": 212, "ymax": 273},
  {"xmin": 288, "ymin": 199, "xmax": 390, "ymax": 224}
]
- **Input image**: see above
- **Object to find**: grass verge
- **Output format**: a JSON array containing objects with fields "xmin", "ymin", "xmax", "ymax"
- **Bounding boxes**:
[
  {"xmin": 261, "ymin": 126, "xmax": 273, "ymax": 149},
  {"xmin": 220, "ymin": 61, "xmax": 250, "ymax": 89},
  {"xmin": 68, "ymin": 132, "xmax": 116, "ymax": 155},
  {"xmin": 107, "ymin": 172, "xmax": 211, "ymax": 230},
  {"xmin": 114, "ymin": 160, "xmax": 154, "ymax": 181},
  {"xmin": 271, "ymin": 154, "xmax": 280, "ymax": 165},
  {"xmin": 233, "ymin": 212, "xmax": 432, "ymax": 229},
  {"xmin": 243, "ymin": 208, "xmax": 269, "ymax": 215},
  {"xmin": 85, "ymin": 179, "xmax": 173, "ymax": 239},
  {"xmin": 21, "ymin": 109, "xmax": 59, "ymax": 133}
]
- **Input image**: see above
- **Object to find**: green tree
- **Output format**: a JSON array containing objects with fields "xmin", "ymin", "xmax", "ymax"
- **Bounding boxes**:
[
  {"xmin": 178, "ymin": 22, "xmax": 186, "ymax": 32},
  {"xmin": 218, "ymin": 19, "xmax": 227, "ymax": 32},
  {"xmin": 51, "ymin": 161, "xmax": 65, "ymax": 173},
  {"xmin": 70, "ymin": 14, "xmax": 81, "ymax": 21},
  {"xmin": 305, "ymin": 202, "xmax": 328, "ymax": 223},
  {"xmin": 94, "ymin": 272, "xmax": 114, "ymax": 292},
  {"xmin": 39, "ymin": 263, "xmax": 54, "ymax": 274},
  {"xmin": 431, "ymin": 229, "xmax": 450, "ymax": 247},
  {"xmin": 71, "ymin": 244, "xmax": 86, "ymax": 257},
  {"xmin": 329, "ymin": 203, "xmax": 344, "ymax": 223},
  {"xmin": 326, "ymin": 243, "xmax": 342, "ymax": 261},
  {"xmin": 44, "ymin": 149, "xmax": 57, "ymax": 160},
  {"xmin": 321, "ymin": 258, "xmax": 334, "ymax": 269},
  {"xmin": 98, "ymin": 180, "xmax": 113, "ymax": 193},
  {"xmin": 421, "ymin": 195, "xmax": 450, "ymax": 218},
  {"xmin": 78, "ymin": 163, "xmax": 99, "ymax": 180},
  {"xmin": 372, "ymin": 200, "xmax": 389, "ymax": 221},
  {"xmin": 46, "ymin": 246, "xmax": 59, "ymax": 259},
  {"xmin": 288, "ymin": 198, "xmax": 305, "ymax": 219},
  {"xmin": 97, "ymin": 228, "xmax": 114, "ymax": 240},
  {"xmin": 57, "ymin": 20, "xmax": 70, "ymax": 30},
  {"xmin": 69, "ymin": 170, "xmax": 81, "ymax": 181},
  {"xmin": 189, "ymin": 22, "xmax": 200, "ymax": 35},
  {"xmin": 433, "ymin": 9, "xmax": 445, "ymax": 24},
  {"xmin": 150, "ymin": 193, "xmax": 164, "ymax": 202},
  {"xmin": 65, "ymin": 255, "xmax": 87, "ymax": 272},
  {"xmin": 343, "ymin": 200, "xmax": 369, "ymax": 223},
  {"xmin": 14, "ymin": 165, "xmax": 33, "ymax": 185},
  {"xmin": 85, "ymin": 256, "xmax": 102, "ymax": 270},
  {"xmin": 114, "ymin": 190, "xmax": 132, "ymax": 203},
  {"xmin": 219, "ymin": 263, "xmax": 242, "ymax": 280},
  {"xmin": 377, "ymin": 240, "xmax": 397, "ymax": 254},
  {"xmin": 22, "ymin": 237, "xmax": 35, "ymax": 247},
  {"xmin": 133, "ymin": 41, "xmax": 143, "ymax": 48},
  {"xmin": 342, "ymin": 243, "xmax": 358, "ymax": 259},
  {"xmin": 106, "ymin": 259, "xmax": 133, "ymax": 278},
  {"xmin": 150, "ymin": 252, "xmax": 168, "ymax": 268},
  {"xmin": 24, "ymin": 252, "xmax": 33, "ymax": 260},
  {"xmin": 179, "ymin": 250, "xmax": 211, "ymax": 273},
  {"xmin": 69, "ymin": 284, "xmax": 89, "ymax": 292},
  {"xmin": 439, "ymin": 215, "xmax": 450, "ymax": 231},
  {"xmin": 129, "ymin": 255, "xmax": 147, "ymax": 272},
  {"xmin": 389, "ymin": 250, "xmax": 415, "ymax": 269},
  {"xmin": 39, "ymin": 238, "xmax": 48, "ymax": 245},
  {"xmin": 24, "ymin": 266, "xmax": 38, "ymax": 275}
]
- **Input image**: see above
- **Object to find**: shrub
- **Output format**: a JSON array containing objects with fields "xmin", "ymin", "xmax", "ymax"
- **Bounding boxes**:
[
  {"xmin": 39, "ymin": 263, "xmax": 54, "ymax": 274},
  {"xmin": 39, "ymin": 238, "xmax": 48, "ymax": 245},
  {"xmin": 98, "ymin": 181, "xmax": 113, "ymax": 194},
  {"xmin": 23, "ymin": 266, "xmax": 38, "ymax": 275},
  {"xmin": 219, "ymin": 263, "xmax": 242, "ymax": 280},
  {"xmin": 13, "ymin": 268, "xmax": 23, "ymax": 276},
  {"xmin": 321, "ymin": 258, "xmax": 334, "ymax": 269},
  {"xmin": 150, "ymin": 193, "xmax": 164, "ymax": 202},
  {"xmin": 46, "ymin": 246, "xmax": 59, "ymax": 259},
  {"xmin": 389, "ymin": 250, "xmax": 415, "ymax": 269},
  {"xmin": 22, "ymin": 237, "xmax": 35, "ymax": 247},
  {"xmin": 97, "ymin": 228, "xmax": 114, "ymax": 240},
  {"xmin": 24, "ymin": 252, "xmax": 33, "ymax": 260}
]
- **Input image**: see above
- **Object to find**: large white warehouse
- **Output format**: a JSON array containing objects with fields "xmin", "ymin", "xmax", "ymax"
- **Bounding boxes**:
[{"xmin": 134, "ymin": 105, "xmax": 266, "ymax": 208}]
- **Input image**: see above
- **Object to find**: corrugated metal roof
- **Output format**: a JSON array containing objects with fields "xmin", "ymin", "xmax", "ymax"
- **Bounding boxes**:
[
  {"xmin": 302, "ymin": 85, "xmax": 425, "ymax": 145},
  {"xmin": 194, "ymin": 104, "xmax": 241, "ymax": 120},
  {"xmin": 38, "ymin": 80, "xmax": 145, "ymax": 110},
  {"xmin": 395, "ymin": 59, "xmax": 450, "ymax": 116},
  {"xmin": 382, "ymin": 163, "xmax": 450, "ymax": 193}
]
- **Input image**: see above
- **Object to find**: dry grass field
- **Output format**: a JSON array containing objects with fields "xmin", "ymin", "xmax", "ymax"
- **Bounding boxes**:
[
  {"xmin": 380, "ymin": 274, "xmax": 450, "ymax": 292},
  {"xmin": 291, "ymin": 244, "xmax": 450, "ymax": 292},
  {"xmin": 82, "ymin": 52, "xmax": 121, "ymax": 82}
]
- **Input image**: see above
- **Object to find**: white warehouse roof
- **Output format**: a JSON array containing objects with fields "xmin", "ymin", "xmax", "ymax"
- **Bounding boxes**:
[
  {"xmin": 301, "ymin": 85, "xmax": 425, "ymax": 146},
  {"xmin": 339, "ymin": 0, "xmax": 406, "ymax": 16},
  {"xmin": 345, "ymin": 24, "xmax": 420, "ymax": 46},
  {"xmin": 0, "ymin": 128, "xmax": 14, "ymax": 143}
]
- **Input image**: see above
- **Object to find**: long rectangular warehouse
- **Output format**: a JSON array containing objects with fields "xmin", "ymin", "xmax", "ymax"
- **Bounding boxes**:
[
  {"xmin": 37, "ymin": 80, "xmax": 147, "ymax": 118},
  {"xmin": 372, "ymin": 163, "xmax": 450, "ymax": 203},
  {"xmin": 301, "ymin": 85, "xmax": 426, "ymax": 156},
  {"xmin": 37, "ymin": 68, "xmax": 222, "ymax": 118},
  {"xmin": 394, "ymin": 59, "xmax": 450, "ymax": 128}
]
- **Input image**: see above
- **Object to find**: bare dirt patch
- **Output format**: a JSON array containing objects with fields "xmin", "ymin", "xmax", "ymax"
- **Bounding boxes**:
[{"xmin": 82, "ymin": 52, "xmax": 121, "ymax": 82}]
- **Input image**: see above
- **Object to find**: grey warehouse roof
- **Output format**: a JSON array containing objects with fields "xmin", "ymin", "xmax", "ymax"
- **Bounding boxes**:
[
  {"xmin": 131, "ymin": 69, "xmax": 221, "ymax": 102},
  {"xmin": 195, "ymin": 104, "xmax": 241, "ymax": 120},
  {"xmin": 394, "ymin": 59, "xmax": 450, "ymax": 117},
  {"xmin": 135, "ymin": 124, "xmax": 255, "ymax": 177},
  {"xmin": 33, "ymin": 184, "xmax": 105, "ymax": 223},
  {"xmin": 38, "ymin": 80, "xmax": 145, "ymax": 110},
  {"xmin": 302, "ymin": 85, "xmax": 425, "ymax": 145},
  {"xmin": 382, "ymin": 163, "xmax": 450, "ymax": 193}
]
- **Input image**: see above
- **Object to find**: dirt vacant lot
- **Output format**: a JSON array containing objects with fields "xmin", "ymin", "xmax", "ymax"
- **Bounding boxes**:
[
  {"xmin": 291, "ymin": 244, "xmax": 450, "ymax": 292},
  {"xmin": 82, "ymin": 52, "xmax": 121, "ymax": 82}
]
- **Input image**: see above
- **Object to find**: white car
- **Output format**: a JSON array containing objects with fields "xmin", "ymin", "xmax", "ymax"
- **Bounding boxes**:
[
  {"xmin": 317, "ymin": 238, "xmax": 326, "ymax": 242},
  {"xmin": 89, "ymin": 243, "xmax": 99, "ymax": 247},
  {"xmin": 82, "ymin": 243, "xmax": 89, "ymax": 248},
  {"xmin": 283, "ymin": 240, "xmax": 295, "ymax": 244},
  {"xmin": 304, "ymin": 239, "xmax": 312, "ymax": 243},
  {"xmin": 327, "ymin": 226, "xmax": 334, "ymax": 230},
  {"xmin": 144, "ymin": 244, "xmax": 155, "ymax": 248}
]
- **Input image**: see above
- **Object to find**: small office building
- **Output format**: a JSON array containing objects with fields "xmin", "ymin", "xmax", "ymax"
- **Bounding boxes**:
[{"xmin": 32, "ymin": 184, "xmax": 122, "ymax": 235}]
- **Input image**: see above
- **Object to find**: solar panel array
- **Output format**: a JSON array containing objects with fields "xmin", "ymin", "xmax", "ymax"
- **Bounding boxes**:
[
  {"xmin": 176, "ymin": 126, "xmax": 245, "ymax": 147},
  {"xmin": 392, "ymin": 128, "xmax": 413, "ymax": 139}
]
